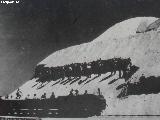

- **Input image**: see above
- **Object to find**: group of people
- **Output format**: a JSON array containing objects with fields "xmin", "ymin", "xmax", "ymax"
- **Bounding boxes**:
[
  {"xmin": 29, "ymin": 92, "xmax": 55, "ymax": 100},
  {"xmin": 5, "ymin": 89, "xmax": 56, "ymax": 100},
  {"xmin": 69, "ymin": 88, "xmax": 102, "ymax": 96},
  {"xmin": 4, "ymin": 89, "xmax": 22, "ymax": 100},
  {"xmin": 34, "ymin": 58, "xmax": 132, "ymax": 83},
  {"xmin": 4, "ymin": 88, "xmax": 102, "ymax": 100}
]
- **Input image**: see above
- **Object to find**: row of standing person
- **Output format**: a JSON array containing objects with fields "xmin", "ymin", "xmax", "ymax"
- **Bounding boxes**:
[
  {"xmin": 4, "ymin": 88, "xmax": 102, "ymax": 100},
  {"xmin": 29, "ymin": 88, "xmax": 101, "ymax": 99},
  {"xmin": 69, "ymin": 88, "xmax": 102, "ymax": 96},
  {"xmin": 34, "ymin": 58, "xmax": 132, "ymax": 83}
]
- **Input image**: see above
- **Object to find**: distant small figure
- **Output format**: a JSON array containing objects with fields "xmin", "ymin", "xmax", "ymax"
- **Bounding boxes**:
[
  {"xmin": 41, "ymin": 93, "xmax": 47, "ymax": 99},
  {"xmin": 84, "ymin": 90, "xmax": 88, "ymax": 95},
  {"xmin": 5, "ymin": 95, "xmax": 9, "ymax": 99},
  {"xmin": 50, "ymin": 92, "xmax": 55, "ymax": 99},
  {"xmin": 10, "ymin": 95, "xmax": 13, "ymax": 99},
  {"xmin": 69, "ymin": 89, "xmax": 74, "ymax": 96},
  {"xmin": 139, "ymin": 74, "xmax": 145, "ymax": 83},
  {"xmin": 97, "ymin": 88, "xmax": 101, "ymax": 96},
  {"xmin": 25, "ymin": 94, "xmax": 30, "ymax": 99},
  {"xmin": 16, "ymin": 88, "xmax": 22, "ymax": 99},
  {"xmin": 33, "ymin": 94, "xmax": 37, "ymax": 99},
  {"xmin": 75, "ymin": 90, "xmax": 79, "ymax": 96}
]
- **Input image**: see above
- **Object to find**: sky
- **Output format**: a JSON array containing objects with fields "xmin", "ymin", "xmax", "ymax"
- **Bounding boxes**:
[{"xmin": 0, "ymin": 0, "xmax": 160, "ymax": 96}]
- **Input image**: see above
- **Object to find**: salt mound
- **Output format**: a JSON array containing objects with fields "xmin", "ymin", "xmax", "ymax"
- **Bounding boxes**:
[
  {"xmin": 9, "ymin": 17, "xmax": 160, "ymax": 115},
  {"xmin": 39, "ymin": 17, "xmax": 158, "ymax": 67}
]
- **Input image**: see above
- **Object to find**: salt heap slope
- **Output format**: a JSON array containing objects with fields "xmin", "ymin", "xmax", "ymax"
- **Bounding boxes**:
[
  {"xmin": 39, "ymin": 17, "xmax": 157, "ymax": 67},
  {"xmin": 39, "ymin": 17, "xmax": 160, "ymax": 77},
  {"xmin": 11, "ymin": 17, "xmax": 160, "ymax": 115}
]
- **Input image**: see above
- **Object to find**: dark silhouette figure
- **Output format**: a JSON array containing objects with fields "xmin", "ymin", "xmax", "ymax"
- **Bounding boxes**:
[
  {"xmin": 81, "ymin": 62, "xmax": 91, "ymax": 78},
  {"xmin": 124, "ymin": 65, "xmax": 139, "ymax": 82},
  {"xmin": 33, "ymin": 94, "xmax": 37, "ymax": 99},
  {"xmin": 41, "ymin": 93, "xmax": 47, "ymax": 99},
  {"xmin": 5, "ymin": 95, "xmax": 9, "ymax": 99},
  {"xmin": 69, "ymin": 89, "xmax": 74, "ymax": 96},
  {"xmin": 75, "ymin": 90, "xmax": 79, "ymax": 96},
  {"xmin": 10, "ymin": 95, "xmax": 13, "ymax": 99},
  {"xmin": 72, "ymin": 63, "xmax": 82, "ymax": 78},
  {"xmin": 139, "ymin": 74, "xmax": 145, "ymax": 83},
  {"xmin": 121, "ymin": 58, "xmax": 132, "ymax": 79},
  {"xmin": 98, "ymin": 88, "xmax": 101, "ymax": 96},
  {"xmin": 84, "ymin": 90, "xmax": 88, "ymax": 95},
  {"xmin": 50, "ymin": 92, "xmax": 55, "ymax": 99},
  {"xmin": 16, "ymin": 88, "xmax": 22, "ymax": 99},
  {"xmin": 26, "ymin": 94, "xmax": 30, "ymax": 99},
  {"xmin": 34, "ymin": 64, "xmax": 45, "ymax": 78},
  {"xmin": 90, "ymin": 60, "xmax": 101, "ymax": 76}
]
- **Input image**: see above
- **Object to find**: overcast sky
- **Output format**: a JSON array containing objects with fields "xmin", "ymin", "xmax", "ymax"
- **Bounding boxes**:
[{"xmin": 0, "ymin": 0, "xmax": 160, "ymax": 96}]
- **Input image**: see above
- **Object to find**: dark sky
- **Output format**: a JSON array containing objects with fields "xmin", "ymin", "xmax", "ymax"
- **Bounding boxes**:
[{"xmin": 0, "ymin": 0, "xmax": 160, "ymax": 96}]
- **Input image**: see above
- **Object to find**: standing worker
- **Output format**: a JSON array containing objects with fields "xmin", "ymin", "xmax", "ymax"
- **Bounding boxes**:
[
  {"xmin": 50, "ymin": 92, "xmax": 55, "ymax": 99},
  {"xmin": 75, "ymin": 90, "xmax": 79, "ymax": 96},
  {"xmin": 98, "ymin": 88, "xmax": 101, "ymax": 96}
]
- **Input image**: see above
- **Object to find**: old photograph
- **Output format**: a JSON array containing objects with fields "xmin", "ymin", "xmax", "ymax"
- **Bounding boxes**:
[{"xmin": 0, "ymin": 0, "xmax": 160, "ymax": 119}]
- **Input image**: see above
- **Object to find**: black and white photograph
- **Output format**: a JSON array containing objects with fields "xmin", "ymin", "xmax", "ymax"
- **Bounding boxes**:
[{"xmin": 0, "ymin": 0, "xmax": 160, "ymax": 119}]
